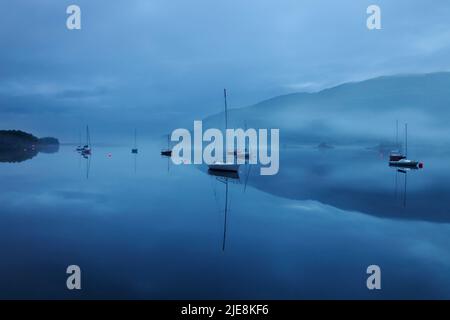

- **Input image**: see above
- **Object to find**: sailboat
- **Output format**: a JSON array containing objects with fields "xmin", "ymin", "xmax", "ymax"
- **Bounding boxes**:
[
  {"xmin": 131, "ymin": 129, "xmax": 138, "ymax": 154},
  {"xmin": 76, "ymin": 130, "xmax": 84, "ymax": 152},
  {"xmin": 208, "ymin": 89, "xmax": 239, "ymax": 172},
  {"xmin": 81, "ymin": 125, "xmax": 91, "ymax": 155},
  {"xmin": 389, "ymin": 120, "xmax": 406, "ymax": 161},
  {"xmin": 161, "ymin": 134, "xmax": 172, "ymax": 156},
  {"xmin": 389, "ymin": 123, "xmax": 422, "ymax": 168}
]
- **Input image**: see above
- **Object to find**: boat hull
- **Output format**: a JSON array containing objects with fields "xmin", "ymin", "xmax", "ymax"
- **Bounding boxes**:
[
  {"xmin": 389, "ymin": 160, "xmax": 419, "ymax": 168},
  {"xmin": 208, "ymin": 169, "xmax": 239, "ymax": 179},
  {"xmin": 208, "ymin": 163, "xmax": 239, "ymax": 172}
]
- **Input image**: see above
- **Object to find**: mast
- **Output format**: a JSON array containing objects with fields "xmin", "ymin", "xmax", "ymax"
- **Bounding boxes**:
[
  {"xmin": 223, "ymin": 179, "xmax": 228, "ymax": 252},
  {"xmin": 396, "ymin": 120, "xmax": 399, "ymax": 148},
  {"xmin": 167, "ymin": 134, "xmax": 170, "ymax": 150},
  {"xmin": 224, "ymin": 88, "xmax": 228, "ymax": 130},
  {"xmin": 405, "ymin": 123, "xmax": 408, "ymax": 158},
  {"xmin": 134, "ymin": 129, "xmax": 137, "ymax": 149},
  {"xmin": 86, "ymin": 125, "xmax": 90, "ymax": 147},
  {"xmin": 403, "ymin": 172, "xmax": 407, "ymax": 207}
]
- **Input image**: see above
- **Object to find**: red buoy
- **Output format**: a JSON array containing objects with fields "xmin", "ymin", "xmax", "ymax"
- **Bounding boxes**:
[{"xmin": 419, "ymin": 162, "xmax": 424, "ymax": 169}]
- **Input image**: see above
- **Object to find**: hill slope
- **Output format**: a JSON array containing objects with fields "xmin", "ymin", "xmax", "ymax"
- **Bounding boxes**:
[{"xmin": 204, "ymin": 72, "xmax": 450, "ymax": 146}]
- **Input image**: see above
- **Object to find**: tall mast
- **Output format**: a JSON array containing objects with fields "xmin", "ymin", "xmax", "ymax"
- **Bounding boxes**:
[
  {"xmin": 224, "ymin": 88, "xmax": 228, "ymax": 130},
  {"xmin": 396, "ymin": 120, "xmax": 399, "ymax": 148},
  {"xmin": 86, "ymin": 125, "xmax": 90, "ymax": 146},
  {"xmin": 134, "ymin": 129, "xmax": 137, "ymax": 148}
]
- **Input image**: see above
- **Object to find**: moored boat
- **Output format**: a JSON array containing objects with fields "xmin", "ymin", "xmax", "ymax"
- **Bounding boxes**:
[
  {"xmin": 208, "ymin": 89, "xmax": 240, "ymax": 173},
  {"xmin": 209, "ymin": 161, "xmax": 239, "ymax": 172},
  {"xmin": 389, "ymin": 159, "xmax": 420, "ymax": 168}
]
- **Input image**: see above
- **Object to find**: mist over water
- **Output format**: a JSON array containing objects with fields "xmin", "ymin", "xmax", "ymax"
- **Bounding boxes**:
[{"xmin": 2, "ymin": 0, "xmax": 450, "ymax": 300}]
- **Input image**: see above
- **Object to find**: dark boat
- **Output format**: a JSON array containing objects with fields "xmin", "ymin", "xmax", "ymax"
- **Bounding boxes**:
[
  {"xmin": 161, "ymin": 134, "xmax": 172, "ymax": 157},
  {"xmin": 208, "ymin": 168, "xmax": 240, "ymax": 179},
  {"xmin": 389, "ymin": 152, "xmax": 406, "ymax": 161},
  {"xmin": 80, "ymin": 126, "xmax": 91, "ymax": 156},
  {"xmin": 388, "ymin": 123, "xmax": 422, "ymax": 169},
  {"xmin": 389, "ymin": 159, "xmax": 420, "ymax": 168},
  {"xmin": 131, "ymin": 129, "xmax": 138, "ymax": 154}
]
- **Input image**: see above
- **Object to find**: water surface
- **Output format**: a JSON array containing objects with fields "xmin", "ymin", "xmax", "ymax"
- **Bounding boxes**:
[{"xmin": 0, "ymin": 143, "xmax": 449, "ymax": 299}]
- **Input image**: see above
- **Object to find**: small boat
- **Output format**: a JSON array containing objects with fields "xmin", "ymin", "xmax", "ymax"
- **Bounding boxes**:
[
  {"xmin": 131, "ymin": 129, "xmax": 138, "ymax": 154},
  {"xmin": 389, "ymin": 120, "xmax": 405, "ymax": 161},
  {"xmin": 76, "ymin": 130, "xmax": 84, "ymax": 152},
  {"xmin": 208, "ymin": 168, "xmax": 239, "ymax": 179},
  {"xmin": 161, "ymin": 150, "xmax": 172, "ymax": 156},
  {"xmin": 82, "ymin": 146, "xmax": 91, "ymax": 154},
  {"xmin": 161, "ymin": 134, "xmax": 172, "ymax": 156},
  {"xmin": 209, "ymin": 161, "xmax": 239, "ymax": 172},
  {"xmin": 389, "ymin": 151, "xmax": 406, "ymax": 161},
  {"xmin": 388, "ymin": 123, "xmax": 423, "ymax": 168},
  {"xmin": 208, "ymin": 89, "xmax": 240, "ymax": 172},
  {"xmin": 389, "ymin": 159, "xmax": 419, "ymax": 168},
  {"xmin": 81, "ymin": 126, "xmax": 91, "ymax": 155}
]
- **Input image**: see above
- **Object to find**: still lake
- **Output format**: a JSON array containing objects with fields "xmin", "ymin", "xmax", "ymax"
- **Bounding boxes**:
[{"xmin": 0, "ymin": 142, "xmax": 449, "ymax": 299}]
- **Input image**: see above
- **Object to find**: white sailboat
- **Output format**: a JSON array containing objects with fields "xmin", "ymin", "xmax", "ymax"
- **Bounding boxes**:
[
  {"xmin": 208, "ymin": 89, "xmax": 239, "ymax": 173},
  {"xmin": 389, "ymin": 123, "xmax": 421, "ymax": 168}
]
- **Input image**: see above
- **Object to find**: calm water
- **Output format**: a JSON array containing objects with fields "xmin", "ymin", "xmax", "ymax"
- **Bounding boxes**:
[{"xmin": 0, "ymin": 143, "xmax": 450, "ymax": 299}]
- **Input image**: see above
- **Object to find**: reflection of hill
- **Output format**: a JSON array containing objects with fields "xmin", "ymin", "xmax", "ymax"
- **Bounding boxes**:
[
  {"xmin": 0, "ymin": 130, "xmax": 59, "ymax": 163},
  {"xmin": 242, "ymin": 148, "xmax": 450, "ymax": 223}
]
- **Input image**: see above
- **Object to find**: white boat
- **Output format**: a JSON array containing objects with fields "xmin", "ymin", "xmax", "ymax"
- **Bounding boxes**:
[{"xmin": 389, "ymin": 159, "xmax": 419, "ymax": 168}]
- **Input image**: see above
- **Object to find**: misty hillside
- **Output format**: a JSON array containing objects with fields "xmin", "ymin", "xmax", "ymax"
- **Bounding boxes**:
[{"xmin": 204, "ymin": 72, "xmax": 450, "ymax": 146}]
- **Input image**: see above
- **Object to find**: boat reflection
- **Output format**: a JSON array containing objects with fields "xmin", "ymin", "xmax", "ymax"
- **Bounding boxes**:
[
  {"xmin": 207, "ymin": 168, "xmax": 241, "ymax": 251},
  {"xmin": 393, "ymin": 166, "xmax": 419, "ymax": 208}
]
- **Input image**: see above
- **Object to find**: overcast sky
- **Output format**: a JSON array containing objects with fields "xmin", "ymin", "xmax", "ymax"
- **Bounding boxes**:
[{"xmin": 1, "ymin": 0, "xmax": 450, "ymax": 142}]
